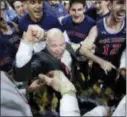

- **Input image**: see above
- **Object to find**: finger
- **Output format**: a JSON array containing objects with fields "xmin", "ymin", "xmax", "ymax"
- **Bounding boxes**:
[
  {"xmin": 39, "ymin": 30, "xmax": 44, "ymax": 41},
  {"xmin": 47, "ymin": 70, "xmax": 59, "ymax": 77},
  {"xmin": 92, "ymin": 44, "xmax": 96, "ymax": 49},
  {"xmin": 112, "ymin": 65, "xmax": 116, "ymax": 70},
  {"xmin": 32, "ymin": 30, "xmax": 38, "ymax": 38},
  {"xmin": 104, "ymin": 69, "xmax": 108, "ymax": 75},
  {"xmin": 39, "ymin": 29, "xmax": 45, "ymax": 39},
  {"xmin": 44, "ymin": 32, "xmax": 47, "ymax": 39},
  {"xmin": 23, "ymin": 32, "xmax": 26, "ymax": 38},
  {"xmin": 36, "ymin": 30, "xmax": 41, "ymax": 39},
  {"xmin": 33, "ymin": 79, "xmax": 41, "ymax": 84},
  {"xmin": 37, "ymin": 83, "xmax": 45, "ymax": 88},
  {"xmin": 27, "ymin": 25, "xmax": 34, "ymax": 35},
  {"xmin": 39, "ymin": 74, "xmax": 52, "ymax": 86},
  {"xmin": 34, "ymin": 37, "xmax": 39, "ymax": 42}
]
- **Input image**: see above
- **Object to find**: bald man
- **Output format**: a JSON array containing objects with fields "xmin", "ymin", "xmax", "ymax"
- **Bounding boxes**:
[{"xmin": 14, "ymin": 27, "xmax": 78, "ymax": 82}]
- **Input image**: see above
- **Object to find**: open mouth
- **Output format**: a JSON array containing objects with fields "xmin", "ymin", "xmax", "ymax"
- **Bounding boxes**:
[
  {"xmin": 73, "ymin": 16, "xmax": 80, "ymax": 20},
  {"xmin": 34, "ymin": 10, "xmax": 42, "ymax": 15},
  {"xmin": 117, "ymin": 11, "xmax": 125, "ymax": 17}
]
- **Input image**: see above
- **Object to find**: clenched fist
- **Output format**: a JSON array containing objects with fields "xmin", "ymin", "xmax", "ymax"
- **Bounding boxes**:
[{"xmin": 23, "ymin": 25, "xmax": 45, "ymax": 44}]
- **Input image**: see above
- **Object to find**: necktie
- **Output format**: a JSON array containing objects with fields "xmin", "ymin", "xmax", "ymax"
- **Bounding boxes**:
[{"xmin": 60, "ymin": 60, "xmax": 70, "ymax": 76}]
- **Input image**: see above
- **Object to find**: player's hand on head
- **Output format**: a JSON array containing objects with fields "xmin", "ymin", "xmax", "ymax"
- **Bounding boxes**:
[{"xmin": 39, "ymin": 70, "xmax": 76, "ymax": 96}]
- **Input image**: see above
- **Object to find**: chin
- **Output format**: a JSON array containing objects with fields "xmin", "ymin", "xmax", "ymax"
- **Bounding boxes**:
[
  {"xmin": 116, "ymin": 18, "xmax": 125, "ymax": 22},
  {"xmin": 34, "ymin": 16, "xmax": 42, "ymax": 21},
  {"xmin": 73, "ymin": 20, "xmax": 81, "ymax": 24}
]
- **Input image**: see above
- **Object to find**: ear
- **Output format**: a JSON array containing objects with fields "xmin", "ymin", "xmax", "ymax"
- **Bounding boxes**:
[
  {"xmin": 108, "ymin": 2, "xmax": 112, "ymax": 11},
  {"xmin": 83, "ymin": 5, "xmax": 86, "ymax": 13}
]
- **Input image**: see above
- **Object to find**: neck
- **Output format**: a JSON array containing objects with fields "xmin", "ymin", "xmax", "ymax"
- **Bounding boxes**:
[
  {"xmin": 29, "ymin": 14, "xmax": 42, "ymax": 22},
  {"xmin": 74, "ymin": 15, "xmax": 85, "ymax": 24},
  {"xmin": 106, "ymin": 15, "xmax": 123, "ymax": 31},
  {"xmin": 101, "ymin": 9, "xmax": 109, "ymax": 16}
]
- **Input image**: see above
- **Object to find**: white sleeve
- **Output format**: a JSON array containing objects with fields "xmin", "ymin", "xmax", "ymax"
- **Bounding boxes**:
[
  {"xmin": 63, "ymin": 31, "xmax": 70, "ymax": 43},
  {"xmin": 83, "ymin": 106, "xmax": 109, "ymax": 116},
  {"xmin": 112, "ymin": 96, "xmax": 126, "ymax": 116},
  {"xmin": 33, "ymin": 41, "xmax": 46, "ymax": 53},
  {"xmin": 16, "ymin": 41, "xmax": 33, "ymax": 68},
  {"xmin": 60, "ymin": 93, "xmax": 80, "ymax": 116},
  {"xmin": 120, "ymin": 50, "xmax": 126, "ymax": 68}
]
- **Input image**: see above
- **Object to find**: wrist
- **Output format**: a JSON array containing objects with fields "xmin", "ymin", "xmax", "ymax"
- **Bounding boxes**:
[
  {"xmin": 60, "ymin": 80, "xmax": 76, "ymax": 96},
  {"xmin": 22, "ymin": 39, "xmax": 34, "ymax": 45},
  {"xmin": 62, "ymin": 90, "xmax": 76, "ymax": 97},
  {"xmin": 26, "ymin": 87, "xmax": 32, "ymax": 93}
]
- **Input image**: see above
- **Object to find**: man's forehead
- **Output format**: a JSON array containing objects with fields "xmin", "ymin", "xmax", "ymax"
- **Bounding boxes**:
[{"xmin": 110, "ymin": 0, "xmax": 125, "ymax": 3}]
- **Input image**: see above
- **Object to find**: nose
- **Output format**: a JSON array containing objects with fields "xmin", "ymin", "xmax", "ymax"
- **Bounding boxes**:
[
  {"xmin": 74, "ymin": 10, "xmax": 80, "ymax": 16},
  {"xmin": 57, "ymin": 46, "xmax": 63, "ymax": 53}
]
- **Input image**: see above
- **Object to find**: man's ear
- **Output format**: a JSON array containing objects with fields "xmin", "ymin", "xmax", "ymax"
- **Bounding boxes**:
[
  {"xmin": 83, "ymin": 5, "xmax": 86, "ymax": 13},
  {"xmin": 107, "ymin": 2, "xmax": 112, "ymax": 11}
]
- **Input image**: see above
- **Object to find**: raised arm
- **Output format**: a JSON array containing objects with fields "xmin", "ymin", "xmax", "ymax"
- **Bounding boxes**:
[{"xmin": 16, "ymin": 25, "xmax": 45, "ymax": 68}]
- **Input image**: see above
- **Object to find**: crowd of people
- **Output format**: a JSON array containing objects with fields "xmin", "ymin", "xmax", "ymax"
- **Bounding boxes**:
[{"xmin": 0, "ymin": 0, "xmax": 126, "ymax": 116}]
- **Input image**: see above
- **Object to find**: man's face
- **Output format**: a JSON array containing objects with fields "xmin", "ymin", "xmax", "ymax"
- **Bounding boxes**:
[
  {"xmin": 47, "ymin": 37, "xmax": 66, "ymax": 59},
  {"xmin": 69, "ymin": 3, "xmax": 85, "ymax": 23},
  {"xmin": 110, "ymin": 0, "xmax": 126, "ymax": 22},
  {"xmin": 95, "ymin": 1, "xmax": 109, "ymax": 15},
  {"xmin": 27, "ymin": 0, "xmax": 43, "ymax": 21},
  {"xmin": 14, "ymin": 1, "xmax": 26, "ymax": 17}
]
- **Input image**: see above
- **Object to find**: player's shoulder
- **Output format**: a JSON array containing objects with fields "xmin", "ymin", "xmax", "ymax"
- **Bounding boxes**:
[
  {"xmin": 96, "ymin": 17, "xmax": 104, "ymax": 25},
  {"xmin": 61, "ymin": 15, "xmax": 72, "ymax": 25}
]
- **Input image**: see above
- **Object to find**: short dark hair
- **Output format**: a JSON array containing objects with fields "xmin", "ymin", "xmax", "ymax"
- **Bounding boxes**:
[
  {"xmin": 69, "ymin": 0, "xmax": 86, "ymax": 8},
  {"xmin": 110, "ymin": 0, "xmax": 125, "ymax": 3}
]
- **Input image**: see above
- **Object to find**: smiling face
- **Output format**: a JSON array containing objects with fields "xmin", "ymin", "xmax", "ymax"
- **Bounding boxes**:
[
  {"xmin": 69, "ymin": 2, "xmax": 85, "ymax": 24},
  {"xmin": 13, "ymin": 1, "xmax": 26, "ymax": 17},
  {"xmin": 109, "ymin": 0, "xmax": 126, "ymax": 22},
  {"xmin": 26, "ymin": 0, "xmax": 43, "ymax": 22}
]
